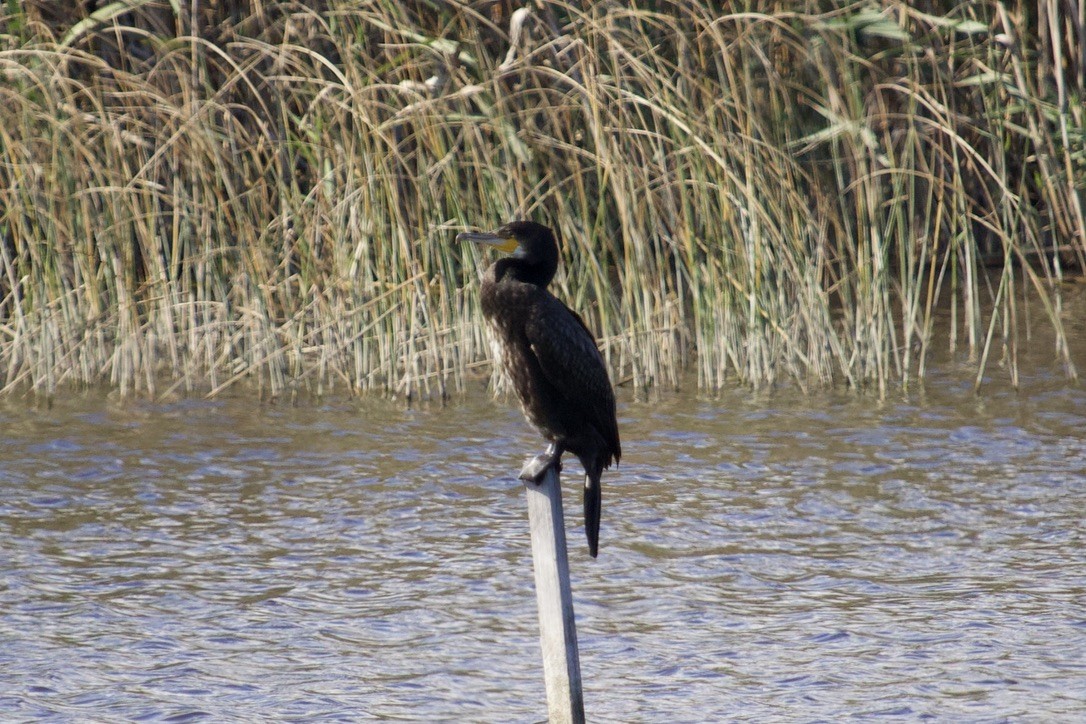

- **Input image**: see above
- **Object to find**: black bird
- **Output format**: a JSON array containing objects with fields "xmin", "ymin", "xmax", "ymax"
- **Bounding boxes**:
[{"xmin": 457, "ymin": 221, "xmax": 621, "ymax": 557}]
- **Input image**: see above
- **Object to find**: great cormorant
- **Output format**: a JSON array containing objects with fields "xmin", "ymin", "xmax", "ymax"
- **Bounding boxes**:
[{"xmin": 457, "ymin": 221, "xmax": 621, "ymax": 558}]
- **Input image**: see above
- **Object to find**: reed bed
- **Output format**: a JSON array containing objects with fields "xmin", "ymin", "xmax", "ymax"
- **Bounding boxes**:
[{"xmin": 1, "ymin": 1, "xmax": 1082, "ymax": 399}]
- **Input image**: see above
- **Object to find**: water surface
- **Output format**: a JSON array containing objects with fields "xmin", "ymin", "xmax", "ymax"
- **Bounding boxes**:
[{"xmin": 2, "ymin": 371, "xmax": 1085, "ymax": 721}]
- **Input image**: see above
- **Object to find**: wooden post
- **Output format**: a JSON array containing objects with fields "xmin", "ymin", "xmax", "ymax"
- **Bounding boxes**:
[{"xmin": 522, "ymin": 465, "xmax": 585, "ymax": 724}]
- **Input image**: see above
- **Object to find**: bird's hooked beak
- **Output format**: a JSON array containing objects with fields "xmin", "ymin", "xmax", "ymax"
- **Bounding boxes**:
[{"xmin": 456, "ymin": 230, "xmax": 520, "ymax": 255}]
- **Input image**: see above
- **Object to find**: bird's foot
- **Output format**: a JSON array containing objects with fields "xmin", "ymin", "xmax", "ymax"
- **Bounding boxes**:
[{"xmin": 519, "ymin": 445, "xmax": 563, "ymax": 483}]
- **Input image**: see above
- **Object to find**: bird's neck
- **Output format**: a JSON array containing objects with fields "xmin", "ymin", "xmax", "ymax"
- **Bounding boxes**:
[{"xmin": 494, "ymin": 257, "xmax": 555, "ymax": 288}]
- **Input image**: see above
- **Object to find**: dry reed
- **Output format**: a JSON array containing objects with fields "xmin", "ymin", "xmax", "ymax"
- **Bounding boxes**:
[{"xmin": 0, "ymin": 1, "xmax": 1082, "ymax": 399}]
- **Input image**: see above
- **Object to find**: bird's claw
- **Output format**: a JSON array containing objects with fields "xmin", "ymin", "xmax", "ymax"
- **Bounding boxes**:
[{"xmin": 519, "ymin": 453, "xmax": 562, "ymax": 483}]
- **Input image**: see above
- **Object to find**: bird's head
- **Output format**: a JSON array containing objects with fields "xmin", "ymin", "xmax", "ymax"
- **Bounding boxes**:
[{"xmin": 456, "ymin": 220, "xmax": 559, "ymax": 287}]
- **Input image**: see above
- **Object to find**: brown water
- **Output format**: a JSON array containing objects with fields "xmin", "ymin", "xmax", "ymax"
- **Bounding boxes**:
[{"xmin": 2, "ymin": 369, "xmax": 1085, "ymax": 721}]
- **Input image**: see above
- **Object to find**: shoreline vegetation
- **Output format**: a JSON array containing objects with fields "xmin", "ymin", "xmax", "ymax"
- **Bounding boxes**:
[{"xmin": 1, "ymin": 1, "xmax": 1083, "ymax": 400}]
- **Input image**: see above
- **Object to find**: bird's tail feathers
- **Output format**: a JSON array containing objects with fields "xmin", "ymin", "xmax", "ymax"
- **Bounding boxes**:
[{"xmin": 584, "ymin": 473, "xmax": 602, "ymax": 558}]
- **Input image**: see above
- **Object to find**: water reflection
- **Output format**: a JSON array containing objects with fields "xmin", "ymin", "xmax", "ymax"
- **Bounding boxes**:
[{"xmin": 2, "ymin": 376, "xmax": 1084, "ymax": 720}]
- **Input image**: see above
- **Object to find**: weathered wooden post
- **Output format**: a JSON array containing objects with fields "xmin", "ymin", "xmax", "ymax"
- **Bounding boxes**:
[{"xmin": 521, "ymin": 463, "xmax": 585, "ymax": 724}]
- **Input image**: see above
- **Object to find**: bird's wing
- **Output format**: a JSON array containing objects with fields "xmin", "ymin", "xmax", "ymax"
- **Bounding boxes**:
[{"xmin": 524, "ymin": 294, "xmax": 620, "ymax": 458}]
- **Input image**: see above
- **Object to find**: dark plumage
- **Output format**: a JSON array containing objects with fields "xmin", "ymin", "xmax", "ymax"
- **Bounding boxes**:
[{"xmin": 456, "ymin": 221, "xmax": 621, "ymax": 557}]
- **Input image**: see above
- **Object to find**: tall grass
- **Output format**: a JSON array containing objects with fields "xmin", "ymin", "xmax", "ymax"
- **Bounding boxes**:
[{"xmin": 1, "ymin": 1, "xmax": 1082, "ymax": 399}]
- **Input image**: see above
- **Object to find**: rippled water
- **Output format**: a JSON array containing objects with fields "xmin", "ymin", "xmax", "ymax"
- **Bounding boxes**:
[{"xmin": 2, "ymin": 371, "xmax": 1085, "ymax": 721}]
